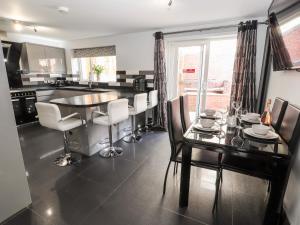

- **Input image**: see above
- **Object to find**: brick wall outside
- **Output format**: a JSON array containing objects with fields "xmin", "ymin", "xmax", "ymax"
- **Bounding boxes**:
[{"xmin": 186, "ymin": 93, "xmax": 230, "ymax": 113}]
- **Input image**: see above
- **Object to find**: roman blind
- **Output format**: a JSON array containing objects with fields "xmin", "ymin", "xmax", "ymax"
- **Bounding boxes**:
[{"xmin": 72, "ymin": 45, "xmax": 116, "ymax": 58}]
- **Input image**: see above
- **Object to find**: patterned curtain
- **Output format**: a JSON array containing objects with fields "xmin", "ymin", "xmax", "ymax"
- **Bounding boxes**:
[
  {"xmin": 230, "ymin": 20, "xmax": 257, "ymax": 113},
  {"xmin": 269, "ymin": 13, "xmax": 292, "ymax": 71},
  {"xmin": 72, "ymin": 45, "xmax": 116, "ymax": 58},
  {"xmin": 154, "ymin": 32, "xmax": 168, "ymax": 130}
]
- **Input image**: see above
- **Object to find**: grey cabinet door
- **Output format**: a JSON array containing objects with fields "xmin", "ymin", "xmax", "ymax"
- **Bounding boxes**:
[
  {"xmin": 45, "ymin": 47, "xmax": 66, "ymax": 74},
  {"xmin": 25, "ymin": 43, "xmax": 48, "ymax": 73}
]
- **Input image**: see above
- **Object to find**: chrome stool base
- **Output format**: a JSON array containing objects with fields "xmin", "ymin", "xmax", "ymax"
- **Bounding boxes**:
[
  {"xmin": 54, "ymin": 152, "xmax": 82, "ymax": 167},
  {"xmin": 123, "ymin": 133, "xmax": 142, "ymax": 143},
  {"xmin": 99, "ymin": 146, "xmax": 123, "ymax": 158}
]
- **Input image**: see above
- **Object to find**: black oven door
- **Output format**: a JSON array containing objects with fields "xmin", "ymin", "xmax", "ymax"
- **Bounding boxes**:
[
  {"xmin": 11, "ymin": 98, "xmax": 24, "ymax": 125},
  {"xmin": 24, "ymin": 96, "xmax": 38, "ymax": 123}
]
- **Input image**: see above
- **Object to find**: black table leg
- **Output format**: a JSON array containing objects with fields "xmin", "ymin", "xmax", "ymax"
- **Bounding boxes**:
[
  {"xmin": 263, "ymin": 161, "xmax": 289, "ymax": 225},
  {"xmin": 179, "ymin": 144, "xmax": 192, "ymax": 207}
]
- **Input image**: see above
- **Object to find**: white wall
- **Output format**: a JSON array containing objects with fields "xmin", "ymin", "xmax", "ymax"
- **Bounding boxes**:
[
  {"xmin": 65, "ymin": 30, "xmax": 155, "ymax": 73},
  {"xmin": 266, "ymin": 69, "xmax": 300, "ymax": 225},
  {"xmin": 65, "ymin": 18, "xmax": 267, "ymax": 94},
  {"xmin": 0, "ymin": 43, "xmax": 31, "ymax": 222}
]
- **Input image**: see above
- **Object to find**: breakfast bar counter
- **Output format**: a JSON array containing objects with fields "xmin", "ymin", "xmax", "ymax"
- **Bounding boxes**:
[{"xmin": 50, "ymin": 92, "xmax": 121, "ymax": 108}]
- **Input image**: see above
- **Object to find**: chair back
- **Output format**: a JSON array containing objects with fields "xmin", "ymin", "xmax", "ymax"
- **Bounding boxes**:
[
  {"xmin": 148, "ymin": 90, "xmax": 158, "ymax": 108},
  {"xmin": 279, "ymin": 104, "xmax": 300, "ymax": 153},
  {"xmin": 107, "ymin": 99, "xmax": 129, "ymax": 124},
  {"xmin": 35, "ymin": 102, "xmax": 62, "ymax": 130},
  {"xmin": 271, "ymin": 97, "xmax": 288, "ymax": 131},
  {"xmin": 133, "ymin": 93, "xmax": 148, "ymax": 114},
  {"xmin": 167, "ymin": 97, "xmax": 183, "ymax": 159},
  {"xmin": 180, "ymin": 95, "xmax": 192, "ymax": 132}
]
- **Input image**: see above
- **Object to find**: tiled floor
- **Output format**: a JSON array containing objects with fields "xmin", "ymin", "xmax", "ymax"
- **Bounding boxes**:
[{"xmin": 2, "ymin": 124, "xmax": 268, "ymax": 225}]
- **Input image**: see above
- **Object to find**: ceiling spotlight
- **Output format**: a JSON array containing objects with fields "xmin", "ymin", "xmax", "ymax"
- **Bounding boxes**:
[
  {"xmin": 168, "ymin": 0, "xmax": 173, "ymax": 6},
  {"xmin": 57, "ymin": 6, "xmax": 69, "ymax": 14},
  {"xmin": 14, "ymin": 21, "xmax": 23, "ymax": 31}
]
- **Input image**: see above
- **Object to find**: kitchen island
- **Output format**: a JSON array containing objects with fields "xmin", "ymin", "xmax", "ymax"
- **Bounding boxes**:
[{"xmin": 50, "ymin": 91, "xmax": 145, "ymax": 156}]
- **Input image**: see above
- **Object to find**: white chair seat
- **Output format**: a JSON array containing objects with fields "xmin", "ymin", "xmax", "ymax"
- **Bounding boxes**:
[
  {"xmin": 147, "ymin": 104, "xmax": 154, "ymax": 110},
  {"xmin": 57, "ymin": 118, "xmax": 85, "ymax": 131},
  {"xmin": 93, "ymin": 99, "xmax": 129, "ymax": 126},
  {"xmin": 93, "ymin": 115, "xmax": 111, "ymax": 126},
  {"xmin": 129, "ymin": 107, "xmax": 139, "ymax": 116},
  {"xmin": 148, "ymin": 90, "xmax": 158, "ymax": 109}
]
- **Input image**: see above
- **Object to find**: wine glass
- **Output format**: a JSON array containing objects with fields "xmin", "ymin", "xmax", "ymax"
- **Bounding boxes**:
[
  {"xmin": 231, "ymin": 108, "xmax": 247, "ymax": 147},
  {"xmin": 231, "ymin": 129, "xmax": 244, "ymax": 147},
  {"xmin": 216, "ymin": 107, "xmax": 228, "ymax": 138},
  {"xmin": 232, "ymin": 101, "xmax": 241, "ymax": 116},
  {"xmin": 219, "ymin": 106, "xmax": 229, "ymax": 125},
  {"xmin": 236, "ymin": 109, "xmax": 248, "ymax": 129}
]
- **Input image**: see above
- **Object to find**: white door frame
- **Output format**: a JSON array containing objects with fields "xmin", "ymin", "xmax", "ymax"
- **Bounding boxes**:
[{"xmin": 166, "ymin": 39, "xmax": 209, "ymax": 116}]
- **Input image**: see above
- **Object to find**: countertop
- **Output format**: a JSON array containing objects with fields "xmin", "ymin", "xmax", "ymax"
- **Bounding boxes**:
[
  {"xmin": 50, "ymin": 92, "xmax": 123, "ymax": 107},
  {"xmin": 10, "ymin": 86, "xmax": 144, "ymax": 94},
  {"xmin": 50, "ymin": 92, "xmax": 121, "ymax": 108},
  {"xmin": 10, "ymin": 85, "xmax": 144, "ymax": 107}
]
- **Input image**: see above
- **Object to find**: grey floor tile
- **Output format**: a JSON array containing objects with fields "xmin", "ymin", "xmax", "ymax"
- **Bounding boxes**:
[
  {"xmin": 1, "ymin": 208, "xmax": 51, "ymax": 225},
  {"xmin": 1, "ymin": 125, "xmax": 268, "ymax": 225}
]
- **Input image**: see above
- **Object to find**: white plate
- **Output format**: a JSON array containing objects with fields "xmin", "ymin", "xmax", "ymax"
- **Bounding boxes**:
[
  {"xmin": 241, "ymin": 116, "xmax": 261, "ymax": 124},
  {"xmin": 199, "ymin": 113, "xmax": 220, "ymax": 120},
  {"xmin": 193, "ymin": 124, "xmax": 220, "ymax": 132},
  {"xmin": 244, "ymin": 128, "xmax": 279, "ymax": 140}
]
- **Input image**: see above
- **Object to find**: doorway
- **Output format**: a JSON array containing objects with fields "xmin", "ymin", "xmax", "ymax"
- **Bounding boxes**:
[{"xmin": 167, "ymin": 36, "xmax": 237, "ymax": 120}]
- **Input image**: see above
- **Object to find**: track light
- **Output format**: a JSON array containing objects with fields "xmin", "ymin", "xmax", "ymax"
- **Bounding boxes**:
[
  {"xmin": 168, "ymin": 0, "xmax": 173, "ymax": 6},
  {"xmin": 14, "ymin": 21, "xmax": 23, "ymax": 31}
]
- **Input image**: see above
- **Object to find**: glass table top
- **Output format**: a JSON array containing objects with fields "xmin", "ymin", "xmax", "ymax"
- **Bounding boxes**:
[{"xmin": 184, "ymin": 119, "xmax": 290, "ymax": 158}]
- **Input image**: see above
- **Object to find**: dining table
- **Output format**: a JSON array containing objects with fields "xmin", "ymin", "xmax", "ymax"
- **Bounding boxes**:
[{"xmin": 179, "ymin": 118, "xmax": 291, "ymax": 225}]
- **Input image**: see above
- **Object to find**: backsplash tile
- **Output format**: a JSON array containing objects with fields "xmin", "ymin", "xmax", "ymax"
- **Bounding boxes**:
[{"xmin": 22, "ymin": 70, "xmax": 154, "ymax": 89}]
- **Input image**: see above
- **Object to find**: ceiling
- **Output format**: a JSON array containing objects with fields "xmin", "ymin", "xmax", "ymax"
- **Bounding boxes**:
[{"xmin": 0, "ymin": 0, "xmax": 272, "ymax": 41}]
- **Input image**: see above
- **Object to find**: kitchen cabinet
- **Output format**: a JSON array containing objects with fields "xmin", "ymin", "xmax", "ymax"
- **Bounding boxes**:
[
  {"xmin": 45, "ymin": 47, "xmax": 66, "ymax": 74},
  {"xmin": 21, "ymin": 43, "xmax": 66, "ymax": 74}
]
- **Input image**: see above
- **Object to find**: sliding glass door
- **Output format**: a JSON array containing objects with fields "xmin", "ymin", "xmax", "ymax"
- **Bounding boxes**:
[{"xmin": 166, "ymin": 36, "xmax": 237, "ymax": 120}]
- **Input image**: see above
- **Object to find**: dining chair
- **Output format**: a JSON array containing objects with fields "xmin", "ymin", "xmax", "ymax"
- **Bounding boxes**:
[
  {"xmin": 179, "ymin": 94, "xmax": 223, "ymax": 178},
  {"xmin": 278, "ymin": 104, "xmax": 300, "ymax": 152},
  {"xmin": 271, "ymin": 97, "xmax": 288, "ymax": 132},
  {"xmin": 221, "ymin": 104, "xmax": 300, "ymax": 199},
  {"xmin": 275, "ymin": 103, "xmax": 300, "ymax": 215},
  {"xmin": 180, "ymin": 94, "xmax": 192, "ymax": 132},
  {"xmin": 164, "ymin": 97, "xmax": 222, "ymax": 210}
]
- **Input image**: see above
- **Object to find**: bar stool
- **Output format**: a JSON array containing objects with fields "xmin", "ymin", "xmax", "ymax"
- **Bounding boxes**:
[
  {"xmin": 35, "ymin": 102, "xmax": 85, "ymax": 167},
  {"xmin": 92, "ymin": 99, "xmax": 129, "ymax": 158},
  {"xmin": 123, "ymin": 93, "xmax": 148, "ymax": 143},
  {"xmin": 145, "ymin": 90, "xmax": 158, "ymax": 130}
]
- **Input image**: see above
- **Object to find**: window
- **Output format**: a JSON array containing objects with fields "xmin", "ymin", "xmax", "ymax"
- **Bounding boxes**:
[
  {"xmin": 167, "ymin": 35, "xmax": 237, "ymax": 119},
  {"xmin": 71, "ymin": 45, "xmax": 117, "ymax": 82},
  {"xmin": 71, "ymin": 56, "xmax": 116, "ymax": 82},
  {"xmin": 205, "ymin": 38, "xmax": 237, "ymax": 110}
]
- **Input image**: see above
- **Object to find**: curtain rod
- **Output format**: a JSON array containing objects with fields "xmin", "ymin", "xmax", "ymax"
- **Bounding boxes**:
[{"xmin": 161, "ymin": 21, "xmax": 268, "ymax": 36}]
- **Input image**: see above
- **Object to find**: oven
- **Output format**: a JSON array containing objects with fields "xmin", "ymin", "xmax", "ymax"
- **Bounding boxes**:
[{"xmin": 10, "ymin": 90, "xmax": 38, "ymax": 126}]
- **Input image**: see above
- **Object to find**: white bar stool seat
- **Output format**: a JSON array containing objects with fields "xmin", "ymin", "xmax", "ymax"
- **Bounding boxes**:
[
  {"xmin": 145, "ymin": 90, "xmax": 158, "ymax": 130},
  {"xmin": 35, "ymin": 102, "xmax": 85, "ymax": 167},
  {"xmin": 92, "ymin": 98, "xmax": 129, "ymax": 158},
  {"xmin": 123, "ymin": 93, "xmax": 148, "ymax": 143}
]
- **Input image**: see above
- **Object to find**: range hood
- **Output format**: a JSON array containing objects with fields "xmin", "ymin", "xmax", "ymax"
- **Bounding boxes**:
[{"xmin": 1, "ymin": 41, "xmax": 23, "ymax": 88}]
